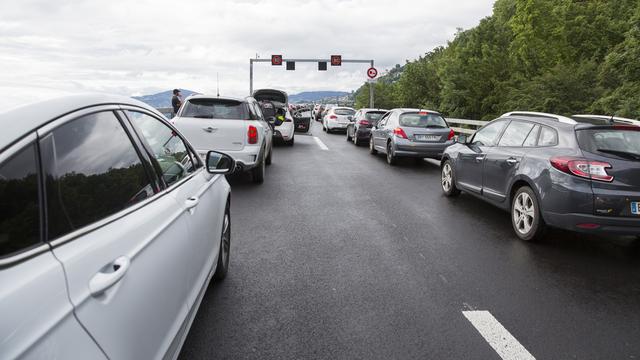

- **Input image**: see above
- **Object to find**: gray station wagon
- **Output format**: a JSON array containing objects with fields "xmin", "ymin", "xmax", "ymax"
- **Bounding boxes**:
[{"xmin": 441, "ymin": 111, "xmax": 640, "ymax": 241}]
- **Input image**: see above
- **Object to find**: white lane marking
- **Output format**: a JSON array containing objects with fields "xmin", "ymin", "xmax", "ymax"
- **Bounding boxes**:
[
  {"xmin": 439, "ymin": 274, "xmax": 448, "ymax": 283},
  {"xmin": 462, "ymin": 311, "xmax": 535, "ymax": 360},
  {"xmin": 419, "ymin": 253, "xmax": 426, "ymax": 259},
  {"xmin": 313, "ymin": 136, "xmax": 329, "ymax": 151}
]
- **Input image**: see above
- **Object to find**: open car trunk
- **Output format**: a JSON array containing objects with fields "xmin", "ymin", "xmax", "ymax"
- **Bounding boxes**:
[
  {"xmin": 293, "ymin": 109, "xmax": 312, "ymax": 133},
  {"xmin": 253, "ymin": 89, "xmax": 288, "ymax": 105}
]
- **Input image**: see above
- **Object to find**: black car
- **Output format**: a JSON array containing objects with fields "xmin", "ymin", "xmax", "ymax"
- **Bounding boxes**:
[
  {"xmin": 346, "ymin": 108, "xmax": 388, "ymax": 145},
  {"xmin": 441, "ymin": 111, "xmax": 640, "ymax": 241}
]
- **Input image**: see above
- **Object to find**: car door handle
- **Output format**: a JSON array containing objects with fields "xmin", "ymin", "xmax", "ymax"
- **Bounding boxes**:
[
  {"xmin": 203, "ymin": 127, "xmax": 217, "ymax": 133},
  {"xmin": 506, "ymin": 158, "xmax": 519, "ymax": 165},
  {"xmin": 475, "ymin": 156, "xmax": 485, "ymax": 162},
  {"xmin": 185, "ymin": 196, "xmax": 200, "ymax": 210},
  {"xmin": 89, "ymin": 256, "xmax": 130, "ymax": 296}
]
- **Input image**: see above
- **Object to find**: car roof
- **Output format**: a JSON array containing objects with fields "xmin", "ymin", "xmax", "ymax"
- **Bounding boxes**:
[
  {"xmin": 185, "ymin": 94, "xmax": 247, "ymax": 102},
  {"xmin": 359, "ymin": 108, "xmax": 388, "ymax": 112},
  {"xmin": 0, "ymin": 93, "xmax": 160, "ymax": 152},
  {"xmin": 571, "ymin": 114, "xmax": 640, "ymax": 126},
  {"xmin": 501, "ymin": 111, "xmax": 576, "ymax": 124}
]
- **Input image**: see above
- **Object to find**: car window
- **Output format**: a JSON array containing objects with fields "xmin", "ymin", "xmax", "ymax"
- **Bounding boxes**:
[
  {"xmin": 127, "ymin": 111, "xmax": 197, "ymax": 187},
  {"xmin": 378, "ymin": 113, "xmax": 390, "ymax": 127},
  {"xmin": 335, "ymin": 108, "xmax": 355, "ymax": 115},
  {"xmin": 522, "ymin": 124, "xmax": 540, "ymax": 147},
  {"xmin": 576, "ymin": 128, "xmax": 640, "ymax": 158},
  {"xmin": 538, "ymin": 126, "xmax": 558, "ymax": 146},
  {"xmin": 471, "ymin": 120, "xmax": 507, "ymax": 146},
  {"xmin": 365, "ymin": 111, "xmax": 386, "ymax": 123},
  {"xmin": 498, "ymin": 121, "xmax": 535, "ymax": 147},
  {"xmin": 181, "ymin": 98, "xmax": 249, "ymax": 120},
  {"xmin": 399, "ymin": 112, "xmax": 447, "ymax": 128},
  {"xmin": 42, "ymin": 111, "xmax": 154, "ymax": 240},
  {"xmin": 0, "ymin": 144, "xmax": 41, "ymax": 257}
]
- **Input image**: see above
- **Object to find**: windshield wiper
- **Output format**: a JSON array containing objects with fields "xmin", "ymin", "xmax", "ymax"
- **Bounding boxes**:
[
  {"xmin": 192, "ymin": 114, "xmax": 214, "ymax": 118},
  {"xmin": 596, "ymin": 149, "xmax": 640, "ymax": 160}
]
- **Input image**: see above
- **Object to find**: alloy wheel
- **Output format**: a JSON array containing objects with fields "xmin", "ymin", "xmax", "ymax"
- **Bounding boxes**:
[
  {"xmin": 513, "ymin": 192, "xmax": 535, "ymax": 235},
  {"xmin": 442, "ymin": 163, "xmax": 453, "ymax": 192}
]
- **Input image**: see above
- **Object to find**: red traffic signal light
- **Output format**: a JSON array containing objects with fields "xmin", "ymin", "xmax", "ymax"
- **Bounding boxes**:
[
  {"xmin": 330, "ymin": 55, "xmax": 342, "ymax": 66},
  {"xmin": 271, "ymin": 55, "xmax": 283, "ymax": 66}
]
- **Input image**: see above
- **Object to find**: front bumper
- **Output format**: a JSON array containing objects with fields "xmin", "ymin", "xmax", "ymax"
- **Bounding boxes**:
[
  {"xmin": 394, "ymin": 139, "xmax": 454, "ymax": 159},
  {"xmin": 543, "ymin": 211, "xmax": 640, "ymax": 235}
]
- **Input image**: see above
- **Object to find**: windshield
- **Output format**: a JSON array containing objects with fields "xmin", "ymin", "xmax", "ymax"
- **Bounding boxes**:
[
  {"xmin": 577, "ymin": 128, "xmax": 640, "ymax": 159},
  {"xmin": 399, "ymin": 113, "xmax": 448, "ymax": 128},
  {"xmin": 334, "ymin": 108, "xmax": 355, "ymax": 116},
  {"xmin": 365, "ymin": 111, "xmax": 386, "ymax": 121},
  {"xmin": 181, "ymin": 99, "xmax": 249, "ymax": 119}
]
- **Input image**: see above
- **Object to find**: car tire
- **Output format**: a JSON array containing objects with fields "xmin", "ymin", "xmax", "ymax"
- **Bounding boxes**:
[
  {"xmin": 386, "ymin": 142, "xmax": 397, "ymax": 165},
  {"xmin": 369, "ymin": 137, "xmax": 377, "ymax": 155},
  {"xmin": 511, "ymin": 186, "xmax": 546, "ymax": 241},
  {"xmin": 441, "ymin": 160, "xmax": 461, "ymax": 197},
  {"xmin": 265, "ymin": 146, "xmax": 272, "ymax": 165},
  {"xmin": 213, "ymin": 205, "xmax": 230, "ymax": 282},
  {"xmin": 252, "ymin": 152, "xmax": 265, "ymax": 184},
  {"xmin": 285, "ymin": 135, "xmax": 294, "ymax": 146}
]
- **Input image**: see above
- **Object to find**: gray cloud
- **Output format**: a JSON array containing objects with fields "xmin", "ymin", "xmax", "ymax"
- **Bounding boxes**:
[{"xmin": 0, "ymin": 0, "xmax": 494, "ymax": 106}]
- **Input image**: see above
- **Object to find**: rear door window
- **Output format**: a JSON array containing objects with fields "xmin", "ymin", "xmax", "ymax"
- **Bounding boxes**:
[
  {"xmin": 365, "ymin": 111, "xmax": 386, "ymax": 124},
  {"xmin": 0, "ymin": 144, "xmax": 41, "ymax": 257},
  {"xmin": 41, "ymin": 111, "xmax": 153, "ymax": 240},
  {"xmin": 181, "ymin": 99, "xmax": 249, "ymax": 119},
  {"xmin": 399, "ymin": 113, "xmax": 447, "ymax": 128},
  {"xmin": 576, "ymin": 128, "xmax": 640, "ymax": 160},
  {"xmin": 498, "ymin": 121, "xmax": 535, "ymax": 147}
]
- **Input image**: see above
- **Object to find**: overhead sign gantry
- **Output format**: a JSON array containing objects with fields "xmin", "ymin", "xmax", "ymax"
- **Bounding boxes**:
[{"xmin": 249, "ymin": 55, "xmax": 378, "ymax": 108}]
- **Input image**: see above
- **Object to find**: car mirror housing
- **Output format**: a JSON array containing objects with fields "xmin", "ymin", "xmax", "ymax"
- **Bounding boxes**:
[{"xmin": 206, "ymin": 151, "xmax": 235, "ymax": 175}]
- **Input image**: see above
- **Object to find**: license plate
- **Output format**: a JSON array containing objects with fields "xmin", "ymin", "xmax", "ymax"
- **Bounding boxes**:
[
  {"xmin": 632, "ymin": 202, "xmax": 640, "ymax": 215},
  {"xmin": 297, "ymin": 124, "xmax": 305, "ymax": 129},
  {"xmin": 415, "ymin": 135, "xmax": 440, "ymax": 141}
]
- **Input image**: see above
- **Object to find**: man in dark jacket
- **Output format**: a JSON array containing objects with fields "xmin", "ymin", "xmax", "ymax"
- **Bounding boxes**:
[{"xmin": 171, "ymin": 89, "xmax": 182, "ymax": 115}]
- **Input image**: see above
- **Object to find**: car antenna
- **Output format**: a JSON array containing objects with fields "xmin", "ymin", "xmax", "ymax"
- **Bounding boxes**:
[{"xmin": 216, "ymin": 72, "xmax": 220, "ymax": 97}]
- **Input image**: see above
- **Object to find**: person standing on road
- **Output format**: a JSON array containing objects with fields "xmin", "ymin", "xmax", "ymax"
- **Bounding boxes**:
[{"xmin": 171, "ymin": 89, "xmax": 182, "ymax": 116}]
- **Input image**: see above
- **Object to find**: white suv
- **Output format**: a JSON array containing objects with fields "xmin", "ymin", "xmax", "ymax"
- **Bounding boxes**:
[
  {"xmin": 0, "ymin": 94, "xmax": 234, "ymax": 359},
  {"xmin": 173, "ymin": 95, "xmax": 274, "ymax": 183}
]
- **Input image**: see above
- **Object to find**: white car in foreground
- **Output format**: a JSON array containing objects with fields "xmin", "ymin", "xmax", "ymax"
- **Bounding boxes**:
[
  {"xmin": 173, "ymin": 95, "xmax": 274, "ymax": 183},
  {"xmin": 0, "ymin": 94, "xmax": 234, "ymax": 359},
  {"xmin": 254, "ymin": 89, "xmax": 295, "ymax": 146},
  {"xmin": 323, "ymin": 106, "xmax": 356, "ymax": 133}
]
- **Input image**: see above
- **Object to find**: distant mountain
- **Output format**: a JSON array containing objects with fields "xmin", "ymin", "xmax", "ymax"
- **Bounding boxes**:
[
  {"xmin": 133, "ymin": 89, "xmax": 199, "ymax": 108},
  {"xmin": 289, "ymin": 91, "xmax": 350, "ymax": 103}
]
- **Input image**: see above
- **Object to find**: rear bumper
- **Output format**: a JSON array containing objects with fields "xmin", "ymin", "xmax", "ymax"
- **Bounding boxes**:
[
  {"xmin": 543, "ymin": 211, "xmax": 640, "ymax": 235},
  {"xmin": 273, "ymin": 126, "xmax": 293, "ymax": 140},
  {"xmin": 355, "ymin": 128, "xmax": 372, "ymax": 139},
  {"xmin": 326, "ymin": 121, "xmax": 350, "ymax": 130},
  {"xmin": 394, "ymin": 139, "xmax": 454, "ymax": 158},
  {"xmin": 200, "ymin": 147, "xmax": 260, "ymax": 170}
]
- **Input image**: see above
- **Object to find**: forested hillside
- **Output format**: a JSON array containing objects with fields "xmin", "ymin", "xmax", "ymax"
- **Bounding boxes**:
[{"xmin": 354, "ymin": 0, "xmax": 640, "ymax": 120}]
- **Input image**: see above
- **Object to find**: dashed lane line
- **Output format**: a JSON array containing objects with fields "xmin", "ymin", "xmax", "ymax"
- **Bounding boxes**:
[
  {"xmin": 313, "ymin": 136, "xmax": 329, "ymax": 151},
  {"xmin": 462, "ymin": 310, "xmax": 535, "ymax": 360}
]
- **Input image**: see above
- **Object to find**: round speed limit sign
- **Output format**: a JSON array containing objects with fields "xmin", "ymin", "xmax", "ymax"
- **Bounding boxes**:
[{"xmin": 367, "ymin": 67, "xmax": 378, "ymax": 79}]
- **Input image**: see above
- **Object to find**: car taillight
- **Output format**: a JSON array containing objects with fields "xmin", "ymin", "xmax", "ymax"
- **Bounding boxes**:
[
  {"xmin": 358, "ymin": 120, "xmax": 370, "ymax": 126},
  {"xmin": 329, "ymin": 115, "xmax": 338, "ymax": 119},
  {"xmin": 393, "ymin": 127, "xmax": 408, "ymax": 139},
  {"xmin": 549, "ymin": 157, "xmax": 613, "ymax": 182},
  {"xmin": 448, "ymin": 129, "xmax": 455, "ymax": 140},
  {"xmin": 248, "ymin": 125, "xmax": 258, "ymax": 144}
]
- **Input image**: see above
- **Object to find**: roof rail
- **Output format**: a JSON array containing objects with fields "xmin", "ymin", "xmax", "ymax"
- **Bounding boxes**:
[
  {"xmin": 572, "ymin": 114, "xmax": 640, "ymax": 126},
  {"xmin": 501, "ymin": 111, "xmax": 576, "ymax": 124}
]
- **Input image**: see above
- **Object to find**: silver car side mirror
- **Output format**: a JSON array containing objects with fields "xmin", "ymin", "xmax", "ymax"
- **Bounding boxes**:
[{"xmin": 206, "ymin": 151, "xmax": 235, "ymax": 174}]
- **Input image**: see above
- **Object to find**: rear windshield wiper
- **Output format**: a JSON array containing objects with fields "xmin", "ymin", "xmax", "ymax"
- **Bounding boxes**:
[
  {"xmin": 596, "ymin": 149, "xmax": 640, "ymax": 160},
  {"xmin": 193, "ymin": 114, "xmax": 214, "ymax": 119}
]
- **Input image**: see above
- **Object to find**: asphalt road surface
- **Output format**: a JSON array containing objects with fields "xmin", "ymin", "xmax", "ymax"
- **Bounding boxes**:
[{"xmin": 179, "ymin": 122, "xmax": 640, "ymax": 360}]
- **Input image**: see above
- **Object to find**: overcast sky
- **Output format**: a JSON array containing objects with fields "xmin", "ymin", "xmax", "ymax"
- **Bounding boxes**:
[{"xmin": 0, "ymin": 0, "xmax": 494, "ymax": 104}]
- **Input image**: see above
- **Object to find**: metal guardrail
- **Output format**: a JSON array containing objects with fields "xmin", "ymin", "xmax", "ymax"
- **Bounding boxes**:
[{"xmin": 447, "ymin": 118, "xmax": 486, "ymax": 135}]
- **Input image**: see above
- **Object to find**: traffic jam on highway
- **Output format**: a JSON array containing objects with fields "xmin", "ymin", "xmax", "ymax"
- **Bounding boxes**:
[{"xmin": 2, "ymin": 43, "xmax": 640, "ymax": 359}]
